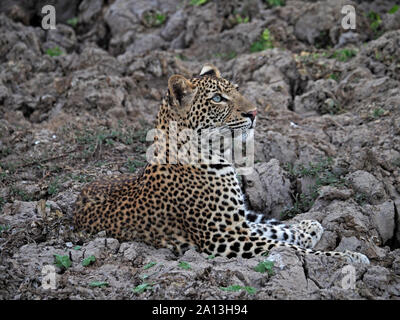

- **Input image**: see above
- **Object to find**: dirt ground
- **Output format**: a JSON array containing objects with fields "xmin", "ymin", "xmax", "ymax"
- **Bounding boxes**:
[{"xmin": 0, "ymin": 0, "xmax": 400, "ymax": 299}]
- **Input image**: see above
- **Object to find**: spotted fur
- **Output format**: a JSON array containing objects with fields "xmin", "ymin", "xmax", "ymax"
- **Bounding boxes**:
[{"xmin": 74, "ymin": 64, "xmax": 369, "ymax": 265}]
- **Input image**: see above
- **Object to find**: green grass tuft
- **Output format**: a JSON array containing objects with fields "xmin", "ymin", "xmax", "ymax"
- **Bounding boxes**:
[
  {"xmin": 54, "ymin": 254, "xmax": 72, "ymax": 269},
  {"xmin": 126, "ymin": 159, "xmax": 146, "ymax": 173},
  {"xmin": 250, "ymin": 28, "xmax": 274, "ymax": 52},
  {"xmin": 281, "ymin": 158, "xmax": 345, "ymax": 218},
  {"xmin": 143, "ymin": 11, "xmax": 167, "ymax": 27},
  {"xmin": 266, "ymin": 0, "xmax": 285, "ymax": 7},
  {"xmin": 132, "ymin": 282, "xmax": 153, "ymax": 293},
  {"xmin": 367, "ymin": 11, "xmax": 382, "ymax": 34},
  {"xmin": 143, "ymin": 262, "xmax": 157, "ymax": 270},
  {"xmin": 178, "ymin": 261, "xmax": 191, "ymax": 270},
  {"xmin": 332, "ymin": 49, "xmax": 357, "ymax": 62},
  {"xmin": 48, "ymin": 178, "xmax": 60, "ymax": 196},
  {"xmin": 235, "ymin": 14, "xmax": 249, "ymax": 24},
  {"xmin": 9, "ymin": 186, "xmax": 34, "ymax": 202},
  {"xmin": 220, "ymin": 285, "xmax": 257, "ymax": 295},
  {"xmin": 0, "ymin": 224, "xmax": 10, "ymax": 233},
  {"xmin": 254, "ymin": 260, "xmax": 275, "ymax": 275},
  {"xmin": 66, "ymin": 17, "xmax": 78, "ymax": 27},
  {"xmin": 388, "ymin": 5, "xmax": 399, "ymax": 14},
  {"xmin": 355, "ymin": 192, "xmax": 368, "ymax": 206},
  {"xmin": 190, "ymin": 0, "xmax": 208, "ymax": 6},
  {"xmin": 370, "ymin": 107, "xmax": 385, "ymax": 119},
  {"xmin": 46, "ymin": 46, "xmax": 63, "ymax": 57},
  {"xmin": 82, "ymin": 255, "xmax": 96, "ymax": 267},
  {"xmin": 89, "ymin": 281, "xmax": 109, "ymax": 288}
]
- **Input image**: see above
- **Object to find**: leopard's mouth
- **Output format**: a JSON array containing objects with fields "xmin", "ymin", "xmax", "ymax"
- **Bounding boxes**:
[
  {"xmin": 227, "ymin": 123, "xmax": 255, "ymax": 135},
  {"xmin": 202, "ymin": 119, "xmax": 255, "ymax": 141},
  {"xmin": 219, "ymin": 124, "xmax": 254, "ymax": 143},
  {"xmin": 226, "ymin": 115, "xmax": 256, "ymax": 130}
]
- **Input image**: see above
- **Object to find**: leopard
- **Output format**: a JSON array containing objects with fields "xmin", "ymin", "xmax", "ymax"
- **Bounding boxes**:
[{"xmin": 74, "ymin": 64, "xmax": 370, "ymax": 265}]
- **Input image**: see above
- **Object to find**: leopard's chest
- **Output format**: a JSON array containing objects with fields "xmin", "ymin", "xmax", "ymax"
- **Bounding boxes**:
[{"xmin": 198, "ymin": 164, "xmax": 246, "ymax": 212}]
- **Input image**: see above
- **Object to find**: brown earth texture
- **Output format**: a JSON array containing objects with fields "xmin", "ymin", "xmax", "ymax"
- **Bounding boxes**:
[{"xmin": 1, "ymin": 0, "xmax": 400, "ymax": 300}]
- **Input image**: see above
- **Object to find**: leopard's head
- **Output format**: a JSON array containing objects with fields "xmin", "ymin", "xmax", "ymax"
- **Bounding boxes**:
[{"xmin": 167, "ymin": 64, "xmax": 257, "ymax": 140}]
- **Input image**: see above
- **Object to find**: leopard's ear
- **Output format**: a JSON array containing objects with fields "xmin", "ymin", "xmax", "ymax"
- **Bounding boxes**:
[
  {"xmin": 199, "ymin": 63, "xmax": 221, "ymax": 78},
  {"xmin": 168, "ymin": 74, "xmax": 195, "ymax": 109}
]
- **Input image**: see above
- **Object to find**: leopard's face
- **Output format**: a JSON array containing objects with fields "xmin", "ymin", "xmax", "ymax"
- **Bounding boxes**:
[{"xmin": 167, "ymin": 64, "xmax": 257, "ymax": 140}]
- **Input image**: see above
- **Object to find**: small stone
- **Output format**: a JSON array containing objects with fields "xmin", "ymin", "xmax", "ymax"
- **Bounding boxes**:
[
  {"xmin": 122, "ymin": 246, "xmax": 138, "ymax": 261},
  {"xmin": 317, "ymin": 186, "xmax": 353, "ymax": 201},
  {"xmin": 106, "ymin": 238, "xmax": 120, "ymax": 252},
  {"xmin": 96, "ymin": 231, "xmax": 107, "ymax": 238}
]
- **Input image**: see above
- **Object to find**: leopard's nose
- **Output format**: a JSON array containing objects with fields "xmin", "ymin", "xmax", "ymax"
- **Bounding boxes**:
[{"xmin": 241, "ymin": 110, "xmax": 257, "ymax": 123}]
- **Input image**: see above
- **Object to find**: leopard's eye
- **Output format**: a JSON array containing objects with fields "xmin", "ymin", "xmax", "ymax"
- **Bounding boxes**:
[{"xmin": 212, "ymin": 94, "xmax": 222, "ymax": 103}]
